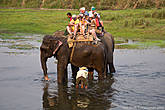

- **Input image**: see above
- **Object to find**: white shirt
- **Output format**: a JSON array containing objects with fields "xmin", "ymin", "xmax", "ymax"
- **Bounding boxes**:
[
  {"xmin": 89, "ymin": 11, "xmax": 93, "ymax": 17},
  {"xmin": 76, "ymin": 70, "xmax": 88, "ymax": 79}
]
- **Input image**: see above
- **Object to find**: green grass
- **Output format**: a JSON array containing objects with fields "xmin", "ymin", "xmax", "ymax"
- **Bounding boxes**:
[
  {"xmin": 115, "ymin": 40, "xmax": 165, "ymax": 49},
  {"xmin": 115, "ymin": 44, "xmax": 140, "ymax": 49},
  {"xmin": 0, "ymin": 8, "xmax": 165, "ymax": 49},
  {"xmin": 99, "ymin": 8, "xmax": 165, "ymax": 40},
  {"xmin": 8, "ymin": 44, "xmax": 38, "ymax": 50},
  {"xmin": 0, "ymin": 0, "xmax": 164, "ymax": 9},
  {"xmin": 0, "ymin": 9, "xmax": 78, "ymax": 35},
  {"xmin": 0, "ymin": 34, "xmax": 31, "ymax": 40}
]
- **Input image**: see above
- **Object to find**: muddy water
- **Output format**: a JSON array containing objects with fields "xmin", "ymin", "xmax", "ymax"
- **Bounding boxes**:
[{"xmin": 0, "ymin": 35, "xmax": 165, "ymax": 110}]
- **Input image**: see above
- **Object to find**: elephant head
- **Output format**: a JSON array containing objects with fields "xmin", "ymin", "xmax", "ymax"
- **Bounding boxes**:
[
  {"xmin": 40, "ymin": 34, "xmax": 111, "ymax": 83},
  {"xmin": 40, "ymin": 35, "xmax": 63, "ymax": 80}
]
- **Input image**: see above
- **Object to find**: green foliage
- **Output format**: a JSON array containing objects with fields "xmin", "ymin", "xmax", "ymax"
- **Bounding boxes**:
[
  {"xmin": 99, "ymin": 8, "xmax": 165, "ymax": 40},
  {"xmin": 115, "ymin": 44, "xmax": 141, "ymax": 49},
  {"xmin": 0, "ymin": 0, "xmax": 165, "ymax": 9},
  {"xmin": 0, "ymin": 8, "xmax": 165, "ymax": 42},
  {"xmin": 8, "ymin": 44, "xmax": 38, "ymax": 50},
  {"xmin": 1, "ymin": 8, "xmax": 165, "ymax": 49}
]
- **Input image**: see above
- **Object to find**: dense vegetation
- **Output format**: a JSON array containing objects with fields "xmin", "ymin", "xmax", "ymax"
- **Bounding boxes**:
[
  {"xmin": 0, "ymin": 0, "xmax": 165, "ymax": 9},
  {"xmin": 0, "ymin": 0, "xmax": 165, "ymax": 48},
  {"xmin": 0, "ymin": 8, "xmax": 165, "ymax": 41}
]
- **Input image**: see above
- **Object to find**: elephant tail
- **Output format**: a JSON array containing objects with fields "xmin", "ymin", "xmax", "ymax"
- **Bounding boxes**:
[{"xmin": 111, "ymin": 35, "xmax": 115, "ymax": 52}]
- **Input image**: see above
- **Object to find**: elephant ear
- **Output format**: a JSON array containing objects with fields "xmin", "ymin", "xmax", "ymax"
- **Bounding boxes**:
[
  {"xmin": 53, "ymin": 40, "xmax": 63, "ymax": 55},
  {"xmin": 40, "ymin": 44, "xmax": 49, "ymax": 50}
]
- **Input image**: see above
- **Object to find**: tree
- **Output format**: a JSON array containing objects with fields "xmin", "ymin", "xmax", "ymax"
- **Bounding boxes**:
[
  {"xmin": 40, "ymin": 0, "xmax": 46, "ymax": 8},
  {"xmin": 22, "ymin": 0, "xmax": 26, "ymax": 7}
]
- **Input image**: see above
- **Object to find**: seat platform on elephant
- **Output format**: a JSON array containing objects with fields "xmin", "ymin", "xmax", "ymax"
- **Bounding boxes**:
[{"xmin": 67, "ymin": 34, "xmax": 94, "ymax": 48}]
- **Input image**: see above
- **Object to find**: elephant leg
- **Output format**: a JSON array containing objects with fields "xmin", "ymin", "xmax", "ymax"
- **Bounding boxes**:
[
  {"xmin": 103, "ymin": 66, "xmax": 108, "ymax": 79},
  {"xmin": 88, "ymin": 67, "xmax": 94, "ymax": 80},
  {"xmin": 64, "ymin": 67, "xmax": 68, "ymax": 84},
  {"xmin": 71, "ymin": 64, "xmax": 79, "ymax": 79},
  {"xmin": 95, "ymin": 67, "xmax": 104, "ymax": 80},
  {"xmin": 98, "ymin": 71, "xmax": 103, "ymax": 80},
  {"xmin": 108, "ymin": 55, "xmax": 116, "ymax": 73},
  {"xmin": 109, "ymin": 63, "xmax": 116, "ymax": 73},
  {"xmin": 57, "ymin": 60, "xmax": 68, "ymax": 84}
]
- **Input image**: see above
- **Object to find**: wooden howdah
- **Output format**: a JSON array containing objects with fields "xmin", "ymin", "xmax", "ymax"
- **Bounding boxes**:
[{"xmin": 67, "ymin": 34, "xmax": 94, "ymax": 48}]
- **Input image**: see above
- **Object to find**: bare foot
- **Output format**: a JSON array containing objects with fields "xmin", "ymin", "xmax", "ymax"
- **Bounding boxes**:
[
  {"xmin": 44, "ymin": 75, "xmax": 50, "ymax": 81},
  {"xmin": 81, "ymin": 84, "xmax": 84, "ymax": 89}
]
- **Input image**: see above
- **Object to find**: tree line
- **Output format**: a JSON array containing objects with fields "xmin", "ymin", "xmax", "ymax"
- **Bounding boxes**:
[{"xmin": 0, "ymin": 0, "xmax": 165, "ymax": 9}]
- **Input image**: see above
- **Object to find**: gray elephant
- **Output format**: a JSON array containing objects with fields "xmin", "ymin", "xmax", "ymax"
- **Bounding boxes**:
[
  {"xmin": 101, "ymin": 32, "xmax": 116, "ymax": 73},
  {"xmin": 40, "ymin": 34, "xmax": 107, "ymax": 84}
]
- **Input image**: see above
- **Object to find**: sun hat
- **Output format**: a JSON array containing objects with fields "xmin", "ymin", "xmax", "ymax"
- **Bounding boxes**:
[
  {"xmin": 80, "ymin": 67, "xmax": 87, "ymax": 70},
  {"xmin": 91, "ymin": 6, "xmax": 96, "ymax": 11},
  {"xmin": 80, "ymin": 7, "xmax": 85, "ymax": 11},
  {"xmin": 72, "ymin": 15, "xmax": 77, "ymax": 18}
]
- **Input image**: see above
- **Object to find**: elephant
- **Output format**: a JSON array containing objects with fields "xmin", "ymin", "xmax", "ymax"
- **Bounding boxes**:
[
  {"xmin": 53, "ymin": 31, "xmax": 116, "ymax": 74},
  {"xmin": 40, "ymin": 34, "xmax": 107, "ymax": 84},
  {"xmin": 100, "ymin": 32, "xmax": 116, "ymax": 73},
  {"xmin": 83, "ymin": 32, "xmax": 116, "ymax": 79}
]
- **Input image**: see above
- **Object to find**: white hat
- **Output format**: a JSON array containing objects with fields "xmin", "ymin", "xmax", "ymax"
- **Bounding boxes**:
[
  {"xmin": 80, "ymin": 7, "xmax": 85, "ymax": 11},
  {"xmin": 91, "ymin": 6, "xmax": 96, "ymax": 11},
  {"xmin": 72, "ymin": 15, "xmax": 77, "ymax": 18},
  {"xmin": 80, "ymin": 67, "xmax": 87, "ymax": 70}
]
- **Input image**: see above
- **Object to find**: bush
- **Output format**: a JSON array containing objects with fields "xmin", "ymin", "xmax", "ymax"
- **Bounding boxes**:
[
  {"xmin": 152, "ymin": 9, "xmax": 165, "ymax": 19},
  {"xmin": 0, "ymin": 0, "xmax": 165, "ymax": 9}
]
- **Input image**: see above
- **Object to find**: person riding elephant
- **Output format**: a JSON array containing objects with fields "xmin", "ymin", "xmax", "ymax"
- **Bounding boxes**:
[
  {"xmin": 66, "ymin": 15, "xmax": 80, "ymax": 39},
  {"xmin": 88, "ymin": 13, "xmax": 101, "ymax": 41},
  {"xmin": 40, "ymin": 34, "xmax": 107, "ymax": 84}
]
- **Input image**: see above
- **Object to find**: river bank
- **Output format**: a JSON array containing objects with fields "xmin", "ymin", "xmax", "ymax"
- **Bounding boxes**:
[{"xmin": 0, "ymin": 8, "xmax": 165, "ymax": 49}]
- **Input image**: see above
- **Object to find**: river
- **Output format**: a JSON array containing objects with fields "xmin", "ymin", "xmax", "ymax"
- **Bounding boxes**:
[{"xmin": 0, "ymin": 35, "xmax": 165, "ymax": 110}]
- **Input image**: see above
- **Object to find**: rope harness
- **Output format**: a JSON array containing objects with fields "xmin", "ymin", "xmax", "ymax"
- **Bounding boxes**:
[{"xmin": 70, "ymin": 42, "xmax": 77, "ymax": 62}]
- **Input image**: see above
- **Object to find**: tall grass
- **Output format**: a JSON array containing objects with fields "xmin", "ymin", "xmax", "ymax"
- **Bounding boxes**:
[
  {"xmin": 0, "ymin": 8, "xmax": 165, "ymax": 41},
  {"xmin": 0, "ymin": 0, "xmax": 165, "ymax": 9}
]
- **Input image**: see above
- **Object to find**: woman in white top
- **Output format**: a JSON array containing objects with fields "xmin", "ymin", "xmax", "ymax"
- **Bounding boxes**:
[{"xmin": 76, "ymin": 67, "xmax": 88, "ymax": 89}]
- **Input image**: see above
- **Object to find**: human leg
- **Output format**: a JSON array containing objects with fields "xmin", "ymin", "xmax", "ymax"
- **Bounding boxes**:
[
  {"xmin": 76, "ymin": 77, "xmax": 81, "ymax": 88},
  {"xmin": 67, "ymin": 26, "xmax": 72, "ymax": 35},
  {"xmin": 73, "ymin": 24, "xmax": 78, "ymax": 37},
  {"xmin": 92, "ymin": 29, "xmax": 100, "ymax": 41}
]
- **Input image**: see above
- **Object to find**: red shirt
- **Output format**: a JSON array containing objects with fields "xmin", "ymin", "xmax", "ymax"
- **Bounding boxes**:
[
  {"xmin": 95, "ymin": 18, "xmax": 100, "ymax": 27},
  {"xmin": 69, "ymin": 17, "xmax": 72, "ymax": 21}
]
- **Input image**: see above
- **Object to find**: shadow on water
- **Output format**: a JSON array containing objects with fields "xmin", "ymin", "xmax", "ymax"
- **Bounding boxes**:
[{"xmin": 42, "ymin": 75, "xmax": 115, "ymax": 110}]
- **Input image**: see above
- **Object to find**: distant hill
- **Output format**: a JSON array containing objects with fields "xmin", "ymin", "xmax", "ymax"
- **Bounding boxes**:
[{"xmin": 0, "ymin": 0, "xmax": 165, "ymax": 10}]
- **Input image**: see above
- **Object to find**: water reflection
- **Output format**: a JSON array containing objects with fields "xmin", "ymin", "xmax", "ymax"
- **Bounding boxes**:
[{"xmin": 42, "ymin": 75, "xmax": 115, "ymax": 110}]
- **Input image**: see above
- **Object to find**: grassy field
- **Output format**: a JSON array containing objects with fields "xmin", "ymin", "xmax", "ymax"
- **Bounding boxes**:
[{"xmin": 0, "ymin": 8, "xmax": 165, "ymax": 48}]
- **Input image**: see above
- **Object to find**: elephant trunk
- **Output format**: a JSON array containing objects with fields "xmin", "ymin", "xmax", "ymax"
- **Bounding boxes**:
[{"xmin": 40, "ymin": 50, "xmax": 49, "ymax": 80}]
